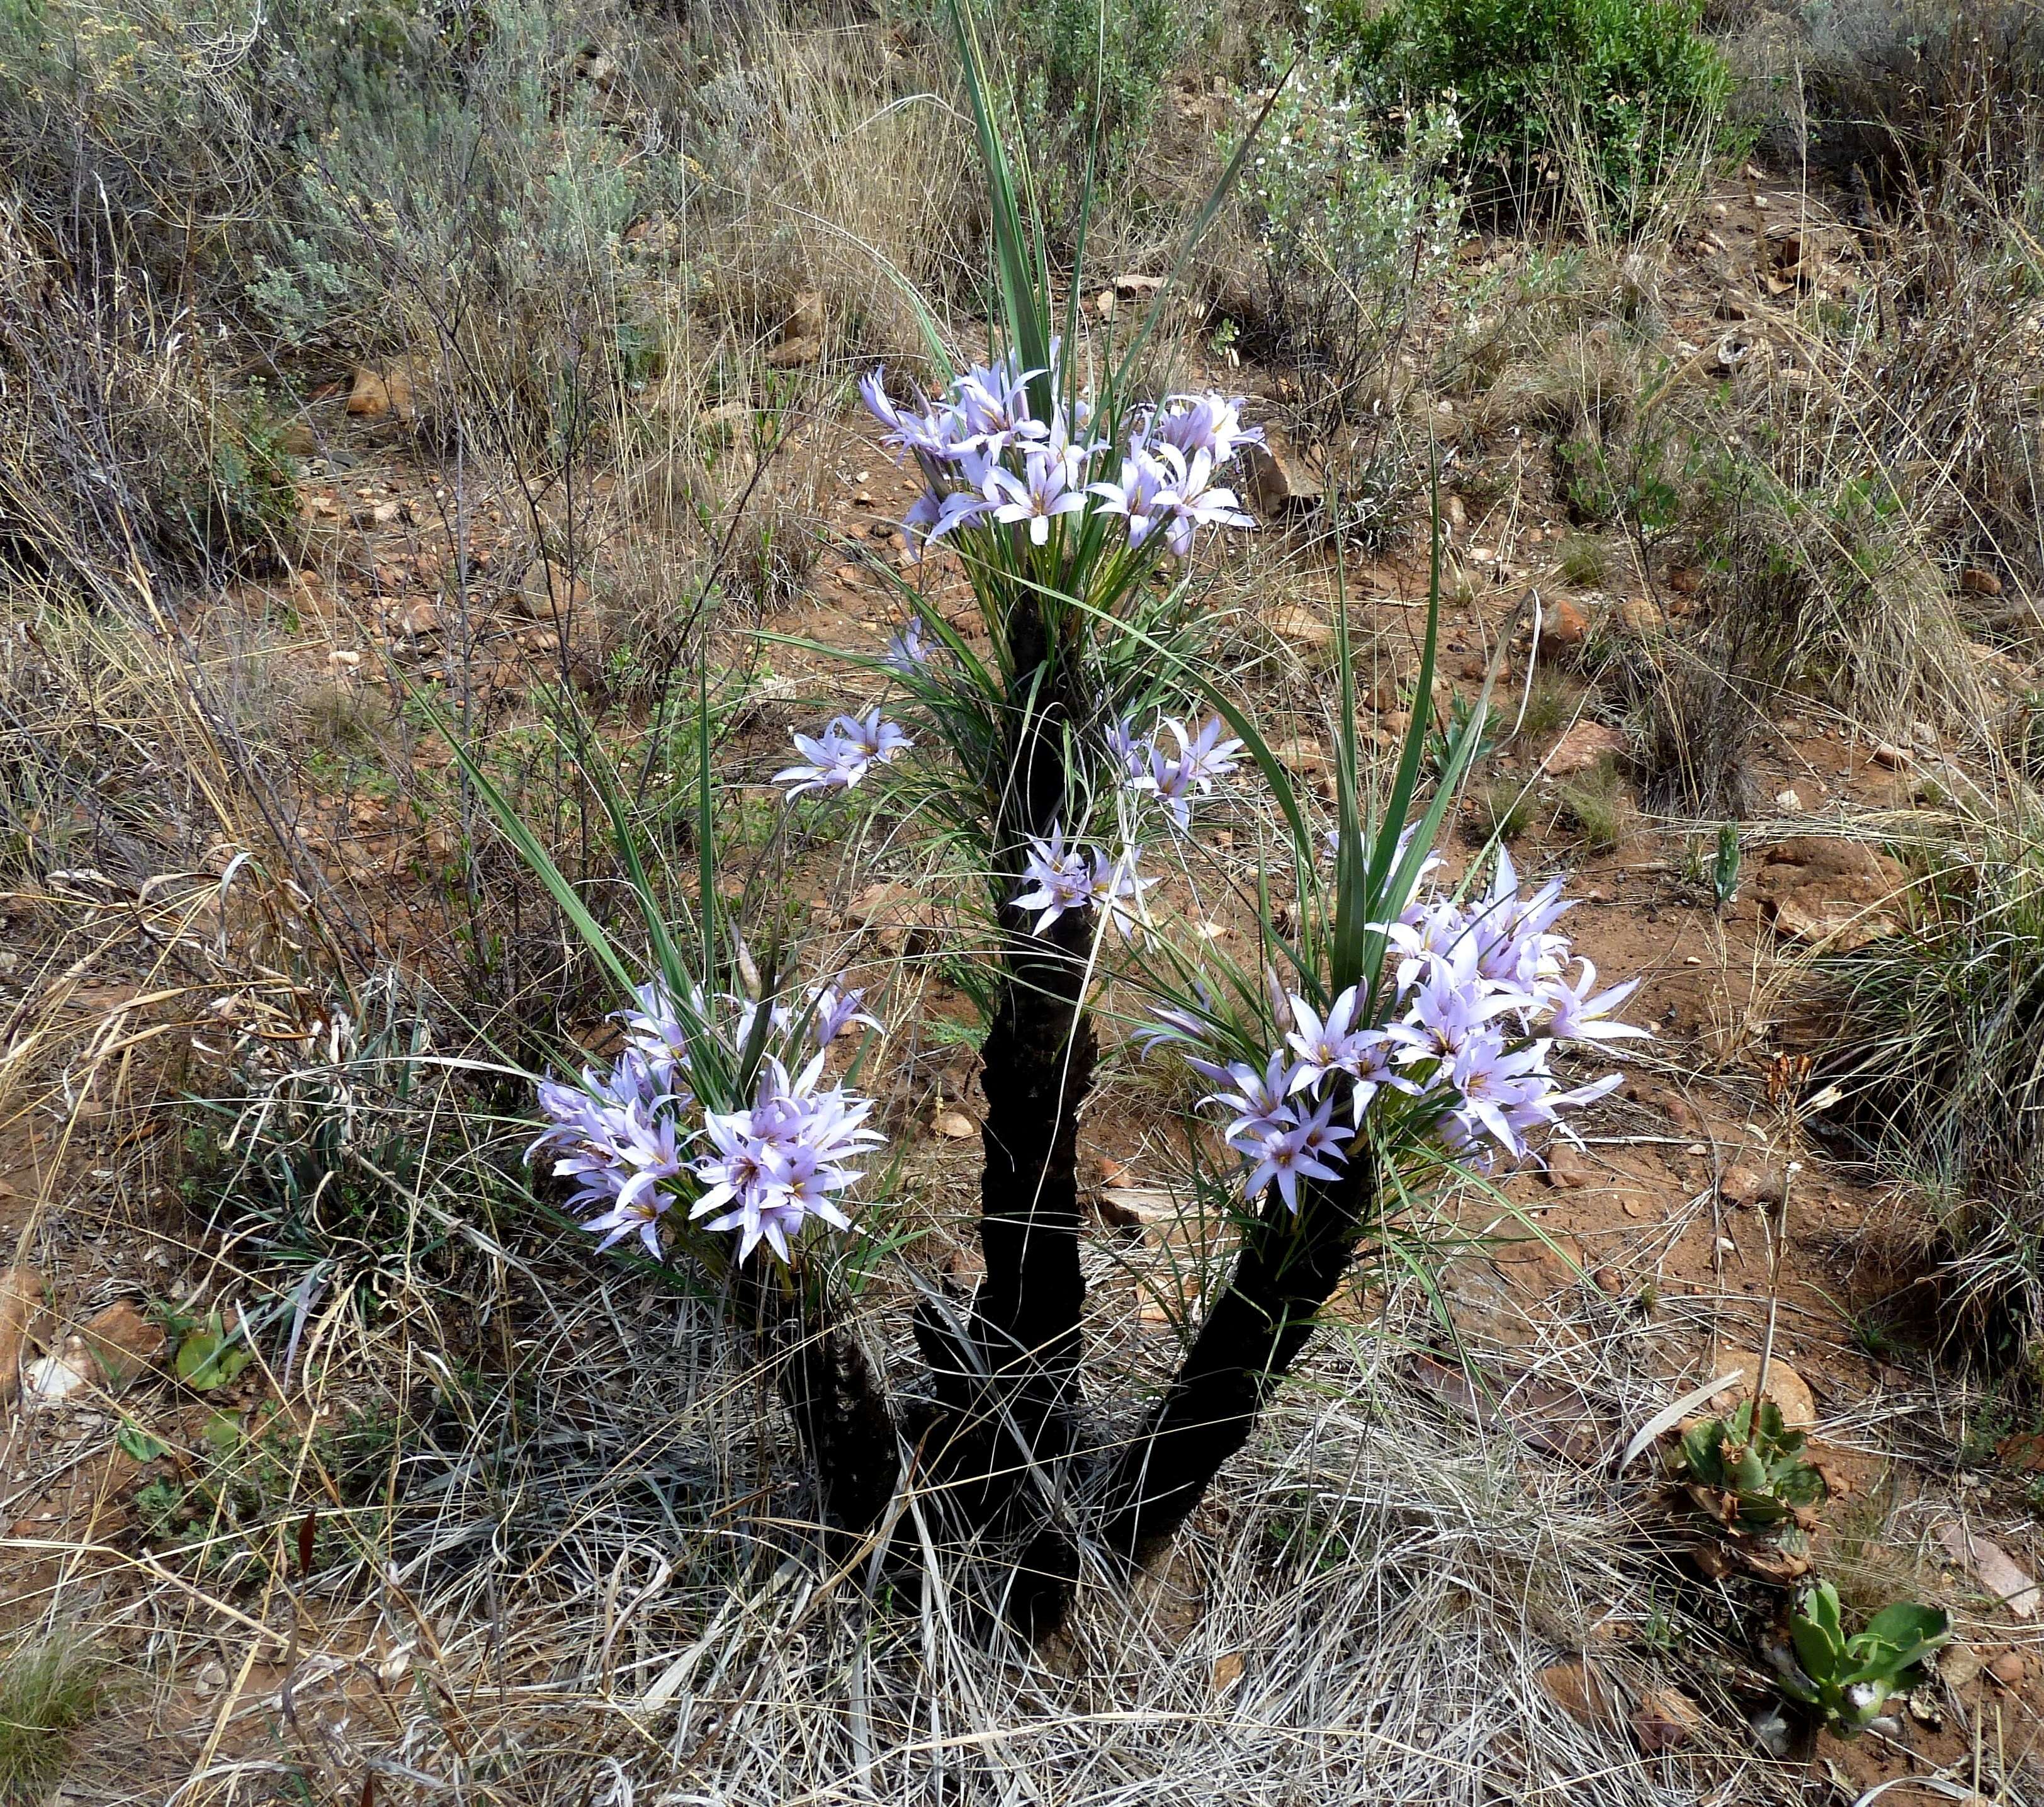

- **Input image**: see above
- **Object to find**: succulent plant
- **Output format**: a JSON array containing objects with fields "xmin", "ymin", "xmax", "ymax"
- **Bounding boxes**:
[
  {"xmin": 1773, "ymin": 1580, "xmax": 1950, "ymax": 1734},
  {"xmin": 1672, "ymin": 1398, "xmax": 1827, "ymax": 1531}
]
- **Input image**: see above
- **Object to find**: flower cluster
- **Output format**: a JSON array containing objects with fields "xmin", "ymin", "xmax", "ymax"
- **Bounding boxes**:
[
  {"xmin": 528, "ymin": 978, "xmax": 884, "ymax": 1265},
  {"xmin": 1146, "ymin": 851, "xmax": 1647, "ymax": 1210},
  {"xmin": 774, "ymin": 709, "xmax": 913, "ymax": 796},
  {"xmin": 1013, "ymin": 828, "xmax": 1151, "ymax": 939},
  {"xmin": 1109, "ymin": 713, "xmax": 1246, "ymax": 830},
  {"xmin": 859, "ymin": 355, "xmax": 1260, "ymax": 564}
]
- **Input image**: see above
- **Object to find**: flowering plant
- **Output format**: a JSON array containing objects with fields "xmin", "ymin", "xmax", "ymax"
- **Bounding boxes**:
[
  {"xmin": 1146, "ymin": 847, "xmax": 1645, "ymax": 1212},
  {"xmin": 528, "ymin": 975, "xmax": 884, "ymax": 1268}
]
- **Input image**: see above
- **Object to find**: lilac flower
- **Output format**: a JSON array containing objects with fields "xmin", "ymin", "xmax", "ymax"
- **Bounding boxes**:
[
  {"xmin": 831, "ymin": 709, "xmax": 914, "ymax": 766},
  {"xmin": 1105, "ymin": 715, "xmax": 1148, "ymax": 781},
  {"xmin": 860, "ymin": 369, "xmax": 964, "ymax": 464},
  {"xmin": 619, "ymin": 979, "xmax": 704, "ymax": 1087},
  {"xmin": 1170, "ymin": 716, "xmax": 1246, "ymax": 791},
  {"xmin": 810, "ymin": 983, "xmax": 879, "ymax": 1046},
  {"xmin": 1131, "ymin": 995, "xmax": 1214, "ymax": 1059},
  {"xmin": 773, "ymin": 724, "xmax": 871, "ymax": 796},
  {"xmin": 903, "ymin": 479, "xmax": 995, "ymax": 562},
  {"xmin": 552, "ymin": 1096, "xmax": 691, "ymax": 1256},
  {"xmin": 1013, "ymin": 829, "xmax": 1090, "ymax": 933},
  {"xmin": 985, "ymin": 443, "xmax": 1090, "ymax": 545},
  {"xmin": 1148, "ymin": 393, "xmax": 1264, "ymax": 465},
  {"xmin": 1466, "ymin": 849, "xmax": 1573, "ymax": 990},
  {"xmin": 1381, "ymin": 895, "xmax": 1473, "ymax": 970},
  {"xmin": 1154, "ymin": 447, "xmax": 1255, "ymax": 558},
  {"xmin": 1540, "ymin": 959, "xmax": 1651, "ymax": 1045},
  {"xmin": 1284, "ymin": 985, "xmax": 1374, "ymax": 1092},
  {"xmin": 1205, "ymin": 1051, "xmax": 1302, "ymax": 1154},
  {"xmin": 688, "ymin": 1054, "xmax": 882, "ymax": 1263},
  {"xmin": 1133, "ymin": 737, "xmax": 1200, "ymax": 829},
  {"xmin": 1085, "ymin": 844, "xmax": 1152, "ymax": 939},
  {"xmin": 1245, "ymin": 1093, "xmax": 1350, "ymax": 1212},
  {"xmin": 884, "ymin": 615, "xmax": 931, "ymax": 673},
  {"xmin": 1117, "ymin": 715, "xmax": 1244, "ymax": 829},
  {"xmin": 1443, "ymin": 1032, "xmax": 1555, "ymax": 1159},
  {"xmin": 951, "ymin": 354, "xmax": 1049, "ymax": 455},
  {"xmin": 1088, "ymin": 448, "xmax": 1175, "ymax": 547},
  {"xmin": 1383, "ymin": 953, "xmax": 1507, "ymax": 1068},
  {"xmin": 772, "ymin": 710, "xmax": 910, "ymax": 795}
]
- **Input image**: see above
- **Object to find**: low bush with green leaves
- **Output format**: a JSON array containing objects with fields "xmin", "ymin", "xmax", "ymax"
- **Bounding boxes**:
[
  {"xmin": 1773, "ymin": 1580, "xmax": 1949, "ymax": 1733},
  {"xmin": 1000, "ymin": 0, "xmax": 1211, "ymax": 210},
  {"xmin": 1318, "ymin": 0, "xmax": 1732, "ymax": 224},
  {"xmin": 1238, "ymin": 57, "xmax": 1461, "ymax": 413},
  {"xmin": 1671, "ymin": 1398, "xmax": 1827, "ymax": 1529}
]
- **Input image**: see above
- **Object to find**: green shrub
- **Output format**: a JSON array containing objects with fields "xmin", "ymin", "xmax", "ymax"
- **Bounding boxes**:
[
  {"xmin": 986, "ymin": 0, "xmax": 1212, "ymax": 214},
  {"xmin": 1239, "ymin": 56, "xmax": 1460, "ymax": 415},
  {"xmin": 1319, "ymin": 0, "xmax": 1731, "ymax": 222}
]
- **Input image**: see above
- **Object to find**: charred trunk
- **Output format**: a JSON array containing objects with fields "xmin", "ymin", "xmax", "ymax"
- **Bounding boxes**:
[
  {"xmin": 1095, "ymin": 1147, "xmax": 1379, "ymax": 1570},
  {"xmin": 741, "ymin": 1272, "xmax": 903, "ymax": 1546},
  {"xmin": 912, "ymin": 595, "xmax": 1095, "ymax": 1625}
]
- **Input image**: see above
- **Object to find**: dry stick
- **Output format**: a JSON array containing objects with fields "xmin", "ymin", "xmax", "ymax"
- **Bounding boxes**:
[{"xmin": 1753, "ymin": 1068, "xmax": 1807, "ymax": 1409}]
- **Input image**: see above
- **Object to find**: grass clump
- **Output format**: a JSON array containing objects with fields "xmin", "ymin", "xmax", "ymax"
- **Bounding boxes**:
[
  {"xmin": 0, "ymin": 1635, "xmax": 103, "ymax": 1804},
  {"xmin": 1555, "ymin": 532, "xmax": 1611, "ymax": 587},
  {"xmin": 1318, "ymin": 0, "xmax": 1732, "ymax": 223},
  {"xmin": 1552, "ymin": 754, "xmax": 1628, "ymax": 850},
  {"xmin": 1812, "ymin": 825, "xmax": 2044, "ymax": 1370}
]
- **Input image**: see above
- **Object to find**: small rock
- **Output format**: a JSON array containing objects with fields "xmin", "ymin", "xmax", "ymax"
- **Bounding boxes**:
[
  {"xmin": 1719, "ymin": 1162, "xmax": 1787, "ymax": 1208},
  {"xmin": 1990, "ymin": 1648, "xmax": 2028, "ymax": 1684},
  {"xmin": 0, "ymin": 1266, "xmax": 40, "ymax": 1404},
  {"xmin": 1617, "ymin": 597, "xmax": 1665, "ymax": 637},
  {"xmin": 1112, "ymin": 272, "xmax": 1164, "ymax": 299},
  {"xmin": 1539, "ymin": 1658, "xmax": 1617, "ymax": 1729},
  {"xmin": 1631, "ymin": 1687, "xmax": 1703, "ymax": 1752},
  {"xmin": 1938, "ymin": 1522, "xmax": 2039, "ymax": 1619},
  {"xmin": 1211, "ymin": 1651, "xmax": 1246, "ymax": 1696},
  {"xmin": 1754, "ymin": 836, "xmax": 1910, "ymax": 952},
  {"xmin": 1593, "ymin": 1267, "xmax": 1623, "ymax": 1295},
  {"xmin": 1265, "ymin": 603, "xmax": 1334, "ymax": 650},
  {"xmin": 1547, "ymin": 720, "xmax": 1627, "ymax": 778},
  {"xmin": 1747, "ymin": 1701, "xmax": 1795, "ymax": 1757},
  {"xmin": 276, "ymin": 419, "xmax": 318, "ymax": 456},
  {"xmin": 1544, "ymin": 1145, "xmax": 1598, "ymax": 1189},
  {"xmin": 1872, "ymin": 740, "xmax": 1911, "ymax": 769},
  {"xmin": 346, "ymin": 366, "xmax": 394, "ymax": 417},
  {"xmin": 1960, "ymin": 567, "xmax": 2004, "ymax": 598},
  {"xmin": 1708, "ymin": 1351, "xmax": 1817, "ymax": 1430},
  {"xmin": 934, "ymin": 1109, "xmax": 976, "ymax": 1140},
  {"xmin": 783, "ymin": 289, "xmax": 826, "ymax": 341},
  {"xmin": 1097, "ymin": 1187, "xmax": 1175, "ymax": 1230},
  {"xmin": 1941, "ymin": 1643, "xmax": 1988, "ymax": 1687},
  {"xmin": 346, "ymin": 362, "xmax": 419, "ymax": 421},
  {"xmin": 398, "ymin": 601, "xmax": 441, "ymax": 637},
  {"xmin": 515, "ymin": 561, "xmax": 592, "ymax": 621},
  {"xmin": 1544, "ymin": 596, "xmax": 1588, "ymax": 648},
  {"xmin": 1775, "ymin": 788, "xmax": 1804, "ymax": 812},
  {"xmin": 193, "ymin": 1660, "xmax": 227, "ymax": 1696},
  {"xmin": 76, "ymin": 1301, "xmax": 168, "ymax": 1389},
  {"xmin": 1238, "ymin": 436, "xmax": 1324, "ymax": 517}
]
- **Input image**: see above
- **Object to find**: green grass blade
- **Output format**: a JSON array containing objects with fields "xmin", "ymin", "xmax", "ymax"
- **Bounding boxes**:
[{"xmin": 420, "ymin": 695, "xmax": 638, "ymax": 998}]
